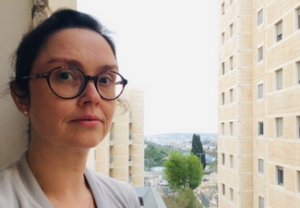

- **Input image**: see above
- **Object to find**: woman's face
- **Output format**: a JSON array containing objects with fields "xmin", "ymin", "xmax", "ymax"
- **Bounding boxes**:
[{"xmin": 27, "ymin": 28, "xmax": 117, "ymax": 149}]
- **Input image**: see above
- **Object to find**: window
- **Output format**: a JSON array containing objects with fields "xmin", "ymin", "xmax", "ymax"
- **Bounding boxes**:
[
  {"xmin": 222, "ymin": 123, "xmax": 225, "ymax": 135},
  {"xmin": 257, "ymin": 9, "xmax": 263, "ymax": 26},
  {"xmin": 222, "ymin": 153, "xmax": 225, "ymax": 165},
  {"xmin": 230, "ymin": 122, "xmax": 233, "ymax": 136},
  {"xmin": 222, "ymin": 183, "xmax": 225, "ymax": 195},
  {"xmin": 276, "ymin": 166, "xmax": 284, "ymax": 186},
  {"xmin": 297, "ymin": 116, "xmax": 300, "ymax": 139},
  {"xmin": 258, "ymin": 122, "xmax": 264, "ymax": 135},
  {"xmin": 276, "ymin": 21, "xmax": 283, "ymax": 42},
  {"xmin": 275, "ymin": 69, "xmax": 283, "ymax": 90},
  {"xmin": 230, "ymin": 188, "xmax": 234, "ymax": 201},
  {"xmin": 276, "ymin": 117, "xmax": 283, "ymax": 138},
  {"xmin": 259, "ymin": 196, "xmax": 264, "ymax": 208},
  {"xmin": 221, "ymin": 2, "xmax": 225, "ymax": 15},
  {"xmin": 230, "ymin": 155, "xmax": 233, "ymax": 168},
  {"xmin": 229, "ymin": 24, "xmax": 233, "ymax": 38},
  {"xmin": 258, "ymin": 159, "xmax": 264, "ymax": 174},
  {"xmin": 258, "ymin": 46, "xmax": 263, "ymax": 62},
  {"xmin": 296, "ymin": 8, "xmax": 300, "ymax": 30},
  {"xmin": 230, "ymin": 89, "xmax": 233, "ymax": 103},
  {"xmin": 222, "ymin": 92, "xmax": 225, "ymax": 105},
  {"xmin": 230, "ymin": 56, "xmax": 233, "ymax": 70},
  {"xmin": 222, "ymin": 62, "xmax": 225, "ymax": 75},
  {"xmin": 222, "ymin": 32, "xmax": 225, "ymax": 45},
  {"xmin": 258, "ymin": 84, "xmax": 263, "ymax": 99},
  {"xmin": 296, "ymin": 62, "xmax": 300, "ymax": 84}
]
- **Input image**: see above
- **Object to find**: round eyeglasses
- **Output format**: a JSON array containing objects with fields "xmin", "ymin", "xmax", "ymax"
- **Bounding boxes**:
[{"xmin": 22, "ymin": 66, "xmax": 128, "ymax": 100}]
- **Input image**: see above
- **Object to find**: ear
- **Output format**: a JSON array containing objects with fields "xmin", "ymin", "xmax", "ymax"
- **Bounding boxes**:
[{"xmin": 10, "ymin": 88, "xmax": 30, "ymax": 117}]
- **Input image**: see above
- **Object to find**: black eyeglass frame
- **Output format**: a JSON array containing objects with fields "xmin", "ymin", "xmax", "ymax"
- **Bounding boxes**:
[{"xmin": 22, "ymin": 66, "xmax": 128, "ymax": 100}]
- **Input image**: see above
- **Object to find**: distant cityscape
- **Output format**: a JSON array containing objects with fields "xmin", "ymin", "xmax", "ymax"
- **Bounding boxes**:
[{"xmin": 145, "ymin": 133, "xmax": 218, "ymax": 152}]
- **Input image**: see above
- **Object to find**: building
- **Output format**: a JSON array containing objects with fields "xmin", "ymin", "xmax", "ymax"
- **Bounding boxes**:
[
  {"xmin": 218, "ymin": 0, "xmax": 300, "ymax": 207},
  {"xmin": 87, "ymin": 88, "xmax": 145, "ymax": 186},
  {"xmin": 134, "ymin": 187, "xmax": 167, "ymax": 208}
]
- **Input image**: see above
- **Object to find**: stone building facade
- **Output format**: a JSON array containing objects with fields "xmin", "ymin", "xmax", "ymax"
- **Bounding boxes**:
[
  {"xmin": 87, "ymin": 88, "xmax": 145, "ymax": 186},
  {"xmin": 218, "ymin": 0, "xmax": 300, "ymax": 207}
]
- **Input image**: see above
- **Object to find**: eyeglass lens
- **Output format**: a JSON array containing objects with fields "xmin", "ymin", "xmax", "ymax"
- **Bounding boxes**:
[{"xmin": 49, "ymin": 67, "xmax": 123, "ymax": 99}]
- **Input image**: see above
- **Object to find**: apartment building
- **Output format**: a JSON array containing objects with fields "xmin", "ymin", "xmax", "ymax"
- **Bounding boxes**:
[
  {"xmin": 218, "ymin": 0, "xmax": 300, "ymax": 207},
  {"xmin": 87, "ymin": 88, "xmax": 144, "ymax": 186}
]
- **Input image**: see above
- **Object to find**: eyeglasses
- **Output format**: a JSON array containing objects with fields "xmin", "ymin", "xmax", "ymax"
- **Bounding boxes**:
[{"xmin": 22, "ymin": 66, "xmax": 128, "ymax": 100}]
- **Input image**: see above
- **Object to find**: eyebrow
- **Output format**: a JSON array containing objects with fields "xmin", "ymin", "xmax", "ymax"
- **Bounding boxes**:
[
  {"xmin": 47, "ymin": 58, "xmax": 119, "ymax": 71},
  {"xmin": 47, "ymin": 58, "xmax": 83, "ymax": 68}
]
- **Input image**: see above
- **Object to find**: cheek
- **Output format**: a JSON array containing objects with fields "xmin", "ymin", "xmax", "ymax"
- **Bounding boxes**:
[
  {"xmin": 29, "ymin": 96, "xmax": 58, "ymax": 130},
  {"xmin": 28, "ymin": 84, "xmax": 67, "ymax": 128}
]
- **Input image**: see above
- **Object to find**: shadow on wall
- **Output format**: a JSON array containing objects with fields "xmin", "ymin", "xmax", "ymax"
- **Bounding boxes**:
[{"xmin": 0, "ymin": 1, "xmax": 33, "ymax": 171}]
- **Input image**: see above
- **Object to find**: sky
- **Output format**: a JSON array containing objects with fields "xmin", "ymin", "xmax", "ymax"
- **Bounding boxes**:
[{"xmin": 78, "ymin": 0, "xmax": 219, "ymax": 135}]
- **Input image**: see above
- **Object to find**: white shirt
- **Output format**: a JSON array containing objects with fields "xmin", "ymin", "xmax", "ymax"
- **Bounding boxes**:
[{"xmin": 0, "ymin": 152, "xmax": 140, "ymax": 208}]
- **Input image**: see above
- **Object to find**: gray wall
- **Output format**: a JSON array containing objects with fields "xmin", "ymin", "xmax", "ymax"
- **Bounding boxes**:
[
  {"xmin": 0, "ymin": 0, "xmax": 33, "ymax": 170},
  {"xmin": 0, "ymin": 0, "xmax": 77, "ymax": 170}
]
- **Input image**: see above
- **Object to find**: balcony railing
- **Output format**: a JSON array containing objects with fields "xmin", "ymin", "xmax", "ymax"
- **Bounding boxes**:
[
  {"xmin": 128, "ymin": 173, "xmax": 132, "ymax": 184},
  {"xmin": 129, "ymin": 154, "xmax": 132, "ymax": 166},
  {"xmin": 109, "ymin": 155, "xmax": 114, "ymax": 169},
  {"xmin": 110, "ymin": 133, "xmax": 114, "ymax": 146}
]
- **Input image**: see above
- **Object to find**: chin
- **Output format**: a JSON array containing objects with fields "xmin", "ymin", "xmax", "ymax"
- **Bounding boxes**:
[{"xmin": 71, "ymin": 134, "xmax": 105, "ymax": 149}]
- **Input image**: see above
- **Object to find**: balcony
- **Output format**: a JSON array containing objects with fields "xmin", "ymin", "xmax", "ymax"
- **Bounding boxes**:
[
  {"xmin": 109, "ymin": 134, "xmax": 114, "ymax": 146},
  {"xmin": 128, "ymin": 173, "xmax": 132, "ymax": 184},
  {"xmin": 129, "ymin": 133, "xmax": 132, "ymax": 145},
  {"xmin": 109, "ymin": 155, "xmax": 114, "ymax": 169},
  {"xmin": 129, "ymin": 154, "xmax": 132, "ymax": 166}
]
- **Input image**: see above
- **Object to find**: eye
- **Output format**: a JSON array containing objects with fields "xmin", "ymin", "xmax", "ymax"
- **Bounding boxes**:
[
  {"xmin": 58, "ymin": 72, "xmax": 74, "ymax": 80},
  {"xmin": 99, "ymin": 77, "xmax": 112, "ymax": 85},
  {"xmin": 54, "ymin": 67, "xmax": 81, "ymax": 82}
]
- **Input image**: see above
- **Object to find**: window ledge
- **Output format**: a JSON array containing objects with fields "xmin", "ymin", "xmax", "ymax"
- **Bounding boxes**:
[
  {"xmin": 257, "ymin": 98, "xmax": 264, "ymax": 102},
  {"xmin": 257, "ymin": 60, "xmax": 264, "ymax": 65}
]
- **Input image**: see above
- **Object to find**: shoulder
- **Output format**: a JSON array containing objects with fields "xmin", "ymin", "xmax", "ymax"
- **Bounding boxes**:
[
  {"xmin": 0, "ymin": 163, "xmax": 17, "ymax": 192},
  {"xmin": 91, "ymin": 170, "xmax": 132, "ymax": 189},
  {"xmin": 86, "ymin": 169, "xmax": 140, "ymax": 208},
  {"xmin": 89, "ymin": 170, "xmax": 136, "ymax": 196},
  {"xmin": 0, "ymin": 164, "xmax": 20, "ymax": 207},
  {"xmin": 0, "ymin": 155, "xmax": 42, "ymax": 208}
]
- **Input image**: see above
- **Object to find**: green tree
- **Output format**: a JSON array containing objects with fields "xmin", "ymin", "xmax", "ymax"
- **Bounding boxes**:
[
  {"xmin": 144, "ymin": 144, "xmax": 168, "ymax": 169},
  {"xmin": 163, "ymin": 188, "xmax": 203, "ymax": 208},
  {"xmin": 191, "ymin": 134, "xmax": 206, "ymax": 169},
  {"xmin": 164, "ymin": 151, "xmax": 203, "ymax": 190}
]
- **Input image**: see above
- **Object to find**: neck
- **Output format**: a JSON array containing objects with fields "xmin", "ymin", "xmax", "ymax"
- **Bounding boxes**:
[{"xmin": 27, "ymin": 138, "xmax": 90, "ymax": 198}]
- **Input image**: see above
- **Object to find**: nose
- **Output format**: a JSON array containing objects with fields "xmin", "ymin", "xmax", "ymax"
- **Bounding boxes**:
[{"xmin": 78, "ymin": 79, "xmax": 101, "ymax": 106}]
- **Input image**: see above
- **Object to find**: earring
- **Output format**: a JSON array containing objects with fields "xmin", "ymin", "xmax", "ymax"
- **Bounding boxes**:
[{"xmin": 24, "ymin": 111, "xmax": 28, "ymax": 115}]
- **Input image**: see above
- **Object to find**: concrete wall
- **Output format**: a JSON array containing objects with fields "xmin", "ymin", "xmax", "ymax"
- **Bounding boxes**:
[
  {"xmin": 0, "ymin": 0, "xmax": 33, "ymax": 171},
  {"xmin": 0, "ymin": 0, "xmax": 77, "ymax": 170}
]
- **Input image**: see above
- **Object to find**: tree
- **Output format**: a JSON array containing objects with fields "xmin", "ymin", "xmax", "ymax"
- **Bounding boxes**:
[
  {"xmin": 144, "ymin": 144, "xmax": 168, "ymax": 169},
  {"xmin": 163, "ymin": 188, "xmax": 203, "ymax": 208},
  {"xmin": 191, "ymin": 134, "xmax": 206, "ymax": 169},
  {"xmin": 164, "ymin": 151, "xmax": 203, "ymax": 190}
]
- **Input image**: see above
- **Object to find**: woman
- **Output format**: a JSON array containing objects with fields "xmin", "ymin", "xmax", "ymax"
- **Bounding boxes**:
[{"xmin": 0, "ymin": 9, "xmax": 140, "ymax": 208}]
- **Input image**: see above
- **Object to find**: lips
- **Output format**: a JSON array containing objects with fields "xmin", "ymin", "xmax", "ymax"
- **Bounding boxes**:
[{"xmin": 70, "ymin": 115, "xmax": 102, "ymax": 127}]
